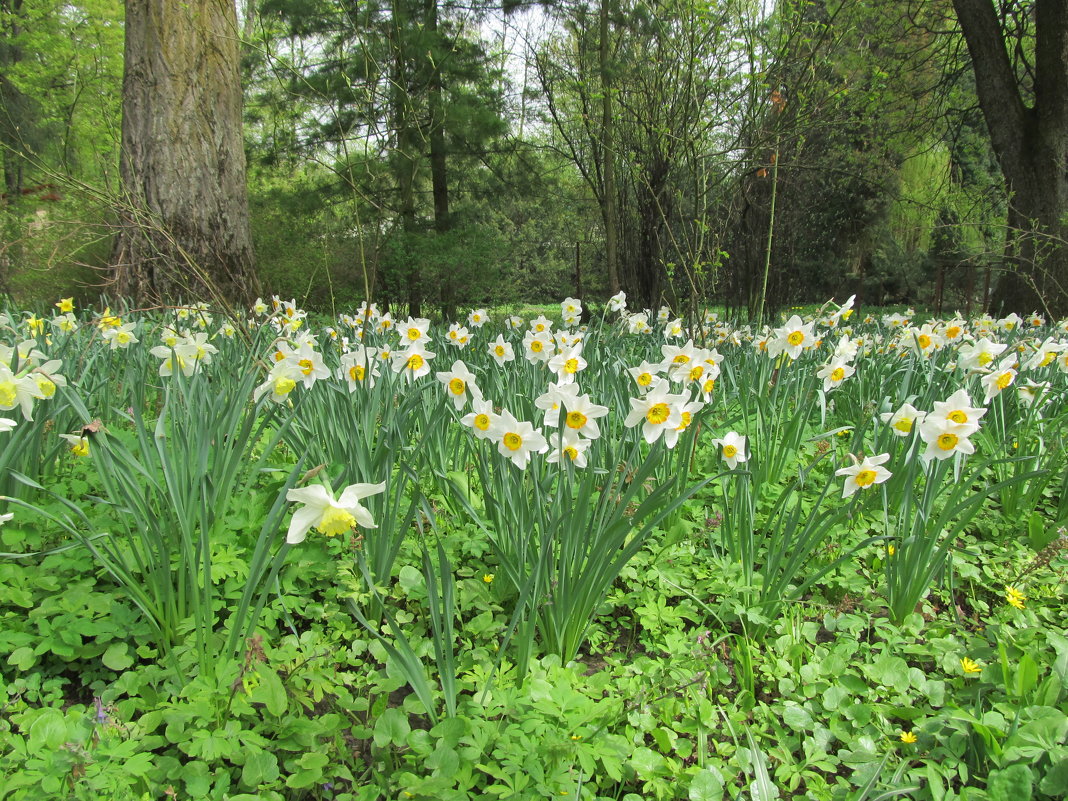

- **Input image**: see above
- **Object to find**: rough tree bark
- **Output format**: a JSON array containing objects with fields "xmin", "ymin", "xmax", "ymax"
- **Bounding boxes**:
[
  {"xmin": 111, "ymin": 0, "xmax": 257, "ymax": 305},
  {"xmin": 953, "ymin": 0, "xmax": 1068, "ymax": 317}
]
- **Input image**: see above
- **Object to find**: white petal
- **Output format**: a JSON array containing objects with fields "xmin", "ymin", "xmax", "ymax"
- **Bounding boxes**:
[
  {"xmin": 337, "ymin": 482, "xmax": 386, "ymax": 506},
  {"xmin": 286, "ymin": 506, "xmax": 320, "ymax": 544}
]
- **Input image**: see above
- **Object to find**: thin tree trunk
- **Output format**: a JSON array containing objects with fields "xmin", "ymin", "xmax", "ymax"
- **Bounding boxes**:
[{"xmin": 599, "ymin": 0, "xmax": 620, "ymax": 296}]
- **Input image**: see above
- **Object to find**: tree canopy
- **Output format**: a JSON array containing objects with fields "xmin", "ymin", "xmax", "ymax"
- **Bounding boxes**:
[{"xmin": 1, "ymin": 0, "xmax": 1065, "ymax": 315}]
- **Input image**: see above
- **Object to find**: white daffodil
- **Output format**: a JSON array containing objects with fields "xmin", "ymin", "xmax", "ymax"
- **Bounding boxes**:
[
  {"xmin": 608, "ymin": 291, "xmax": 627, "ymax": 313},
  {"xmin": 547, "ymin": 344, "xmax": 587, "ymax": 383},
  {"xmin": 957, "ymin": 337, "xmax": 1007, "ymax": 371},
  {"xmin": 468, "ymin": 308, "xmax": 489, "ymax": 328},
  {"xmin": 253, "ymin": 362, "xmax": 303, "ymax": 404},
  {"xmin": 558, "ymin": 392, "xmax": 610, "ymax": 440},
  {"xmin": 399, "ymin": 316, "xmax": 431, "ymax": 345},
  {"xmin": 522, "ymin": 330, "xmax": 555, "ymax": 363},
  {"xmin": 532, "ymin": 381, "xmax": 577, "ymax": 428},
  {"xmin": 880, "ymin": 403, "xmax": 924, "ymax": 437},
  {"xmin": 460, "ymin": 398, "xmax": 497, "ymax": 440},
  {"xmin": 0, "ymin": 365, "xmax": 41, "ymax": 420},
  {"xmin": 980, "ymin": 357, "xmax": 1017, "ymax": 402},
  {"xmin": 436, "ymin": 360, "xmax": 482, "ymax": 410},
  {"xmin": 918, "ymin": 415, "xmax": 977, "ymax": 461},
  {"xmin": 392, "ymin": 343, "xmax": 436, "ymax": 383},
  {"xmin": 285, "ymin": 482, "xmax": 386, "ymax": 544},
  {"xmin": 624, "ymin": 380, "xmax": 684, "ymax": 444},
  {"xmin": 767, "ymin": 315, "xmax": 814, "ymax": 360},
  {"xmin": 338, "ymin": 347, "xmax": 380, "ymax": 391},
  {"xmin": 929, "ymin": 389, "xmax": 986, "ymax": 437},
  {"xmin": 529, "ymin": 315, "xmax": 553, "ymax": 335},
  {"xmin": 816, "ymin": 360, "xmax": 855, "ymax": 392},
  {"xmin": 663, "ymin": 399, "xmax": 704, "ymax": 449},
  {"xmin": 0, "ymin": 417, "xmax": 17, "ymax": 432},
  {"xmin": 627, "ymin": 360, "xmax": 664, "ymax": 391},
  {"xmin": 836, "ymin": 453, "xmax": 891, "ymax": 498},
  {"xmin": 711, "ymin": 431, "xmax": 748, "ymax": 469},
  {"xmin": 488, "ymin": 409, "xmax": 548, "ymax": 469},
  {"xmin": 546, "ymin": 429, "xmax": 591, "ymax": 468},
  {"xmin": 488, "ymin": 335, "xmax": 515, "ymax": 367}
]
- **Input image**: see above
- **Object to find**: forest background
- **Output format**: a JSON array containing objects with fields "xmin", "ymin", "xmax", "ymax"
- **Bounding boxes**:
[{"xmin": 0, "ymin": 0, "xmax": 1063, "ymax": 320}]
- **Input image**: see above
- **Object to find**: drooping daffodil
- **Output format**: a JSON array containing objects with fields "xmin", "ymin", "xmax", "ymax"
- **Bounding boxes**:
[{"xmin": 285, "ymin": 482, "xmax": 386, "ymax": 545}]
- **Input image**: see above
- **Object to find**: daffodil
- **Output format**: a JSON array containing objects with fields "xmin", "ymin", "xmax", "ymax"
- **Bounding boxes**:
[
  {"xmin": 625, "ymin": 381, "xmax": 684, "ymax": 444},
  {"xmin": 817, "ymin": 360, "xmax": 855, "ymax": 392},
  {"xmin": 338, "ymin": 347, "xmax": 380, "ymax": 391},
  {"xmin": 546, "ymin": 429, "xmax": 591, "ymax": 468},
  {"xmin": 836, "ymin": 453, "xmax": 891, "ymax": 498},
  {"xmin": 436, "ymin": 360, "xmax": 482, "ymax": 410},
  {"xmin": 461, "ymin": 398, "xmax": 497, "ymax": 440},
  {"xmin": 980, "ymin": 357, "xmax": 1017, "ymax": 402},
  {"xmin": 928, "ymin": 389, "xmax": 986, "ymax": 436},
  {"xmin": 627, "ymin": 361, "xmax": 663, "ymax": 391},
  {"xmin": 488, "ymin": 409, "xmax": 548, "ymax": 469},
  {"xmin": 766, "ymin": 315, "xmax": 815, "ymax": 360},
  {"xmin": 547, "ymin": 344, "xmax": 587, "ymax": 383},
  {"xmin": 399, "ymin": 316, "xmax": 431, "ymax": 345},
  {"xmin": 711, "ymin": 431, "xmax": 748, "ymax": 469},
  {"xmin": 285, "ymin": 481, "xmax": 385, "ymax": 544},
  {"xmin": 468, "ymin": 308, "xmax": 489, "ymax": 328},
  {"xmin": 522, "ymin": 330, "xmax": 554, "ymax": 363},
  {"xmin": 556, "ymin": 392, "xmax": 609, "ymax": 440},
  {"xmin": 488, "ymin": 335, "xmax": 515, "ymax": 366},
  {"xmin": 918, "ymin": 415, "xmax": 977, "ymax": 461},
  {"xmin": 0, "ymin": 365, "xmax": 41, "ymax": 420},
  {"xmin": 392, "ymin": 343, "xmax": 435, "ymax": 383},
  {"xmin": 880, "ymin": 403, "xmax": 923, "ymax": 437}
]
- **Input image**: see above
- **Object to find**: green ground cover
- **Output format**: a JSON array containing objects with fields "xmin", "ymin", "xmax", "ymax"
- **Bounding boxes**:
[{"xmin": 0, "ymin": 297, "xmax": 1065, "ymax": 800}]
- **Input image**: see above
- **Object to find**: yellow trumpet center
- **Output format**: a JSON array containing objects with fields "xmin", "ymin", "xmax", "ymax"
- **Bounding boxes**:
[
  {"xmin": 448, "ymin": 377, "xmax": 466, "ymax": 395},
  {"xmin": 854, "ymin": 469, "xmax": 877, "ymax": 488},
  {"xmin": 566, "ymin": 411, "xmax": 587, "ymax": 430},
  {"xmin": 503, "ymin": 432, "xmax": 522, "ymax": 451},
  {"xmin": 473, "ymin": 413, "xmax": 491, "ymax": 431},
  {"xmin": 273, "ymin": 375, "xmax": 296, "ymax": 396},
  {"xmin": 407, "ymin": 354, "xmax": 424, "ymax": 371},
  {"xmin": 723, "ymin": 444, "xmax": 738, "ymax": 459},
  {"xmin": 646, "ymin": 403, "xmax": 670, "ymax": 425},
  {"xmin": 937, "ymin": 433, "xmax": 958, "ymax": 451},
  {"xmin": 317, "ymin": 506, "xmax": 356, "ymax": 537},
  {"xmin": 0, "ymin": 381, "xmax": 17, "ymax": 407},
  {"xmin": 787, "ymin": 330, "xmax": 804, "ymax": 346}
]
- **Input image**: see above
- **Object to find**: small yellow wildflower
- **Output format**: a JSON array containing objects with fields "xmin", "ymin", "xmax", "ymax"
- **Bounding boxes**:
[
  {"xmin": 1005, "ymin": 585, "xmax": 1026, "ymax": 610},
  {"xmin": 482, "ymin": 573, "xmax": 494, "ymax": 584},
  {"xmin": 960, "ymin": 657, "xmax": 982, "ymax": 675},
  {"xmin": 899, "ymin": 730, "xmax": 917, "ymax": 744}
]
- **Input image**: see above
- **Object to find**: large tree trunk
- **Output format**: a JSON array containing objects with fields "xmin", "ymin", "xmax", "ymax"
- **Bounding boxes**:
[
  {"xmin": 112, "ymin": 0, "xmax": 257, "ymax": 305},
  {"xmin": 953, "ymin": 0, "xmax": 1068, "ymax": 317}
]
